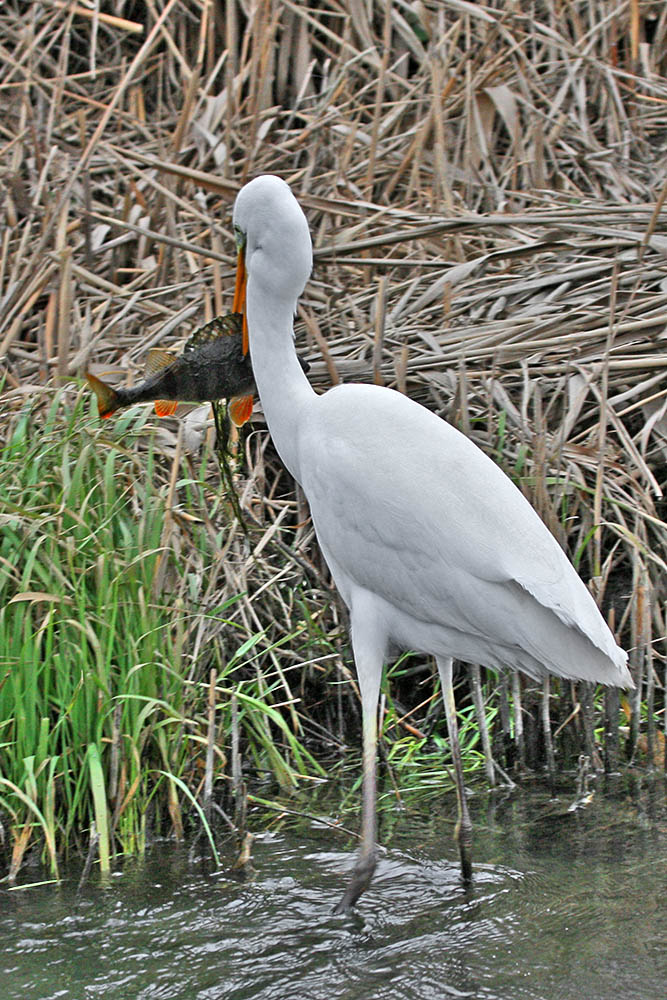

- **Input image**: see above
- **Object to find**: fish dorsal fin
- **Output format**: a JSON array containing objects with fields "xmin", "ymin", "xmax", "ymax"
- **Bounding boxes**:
[
  {"xmin": 229, "ymin": 394, "xmax": 253, "ymax": 427},
  {"xmin": 185, "ymin": 313, "xmax": 242, "ymax": 353},
  {"xmin": 154, "ymin": 400, "xmax": 178, "ymax": 417},
  {"xmin": 145, "ymin": 348, "xmax": 176, "ymax": 376}
]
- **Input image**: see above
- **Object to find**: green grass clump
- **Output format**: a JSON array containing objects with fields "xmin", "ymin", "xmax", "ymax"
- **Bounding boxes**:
[
  {"xmin": 0, "ymin": 388, "xmax": 322, "ymax": 881},
  {"xmin": 0, "ymin": 388, "xmax": 195, "ymax": 875}
]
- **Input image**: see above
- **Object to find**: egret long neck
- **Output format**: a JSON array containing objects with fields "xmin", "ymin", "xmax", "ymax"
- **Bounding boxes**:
[{"xmin": 246, "ymin": 286, "xmax": 313, "ymax": 483}]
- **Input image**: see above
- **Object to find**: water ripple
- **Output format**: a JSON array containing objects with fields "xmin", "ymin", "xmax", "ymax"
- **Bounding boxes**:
[{"xmin": 2, "ymin": 779, "xmax": 665, "ymax": 1000}]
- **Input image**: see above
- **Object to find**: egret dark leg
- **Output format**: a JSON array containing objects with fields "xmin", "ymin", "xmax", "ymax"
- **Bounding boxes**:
[
  {"xmin": 334, "ymin": 623, "xmax": 383, "ymax": 913},
  {"xmin": 437, "ymin": 656, "xmax": 473, "ymax": 882}
]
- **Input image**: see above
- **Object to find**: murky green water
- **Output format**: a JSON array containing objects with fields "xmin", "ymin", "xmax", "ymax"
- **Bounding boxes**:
[{"xmin": 1, "ymin": 773, "xmax": 665, "ymax": 1000}]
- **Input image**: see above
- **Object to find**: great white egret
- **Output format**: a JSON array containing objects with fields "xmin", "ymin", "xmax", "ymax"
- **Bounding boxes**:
[{"xmin": 231, "ymin": 175, "xmax": 632, "ymax": 912}]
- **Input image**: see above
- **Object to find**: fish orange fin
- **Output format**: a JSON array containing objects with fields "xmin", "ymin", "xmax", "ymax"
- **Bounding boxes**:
[
  {"xmin": 154, "ymin": 399, "xmax": 178, "ymax": 417},
  {"xmin": 229, "ymin": 393, "xmax": 253, "ymax": 427},
  {"xmin": 145, "ymin": 348, "xmax": 176, "ymax": 376},
  {"xmin": 86, "ymin": 372, "xmax": 119, "ymax": 419}
]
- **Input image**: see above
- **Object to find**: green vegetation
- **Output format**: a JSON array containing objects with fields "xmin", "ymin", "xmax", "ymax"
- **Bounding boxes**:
[
  {"xmin": 0, "ymin": 390, "xmax": 324, "ymax": 879},
  {"xmin": 0, "ymin": 385, "xmax": 663, "ymax": 884},
  {"xmin": 1, "ymin": 0, "xmax": 665, "ymax": 882}
]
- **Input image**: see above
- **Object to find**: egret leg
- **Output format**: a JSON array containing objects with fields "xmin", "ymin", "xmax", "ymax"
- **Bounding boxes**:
[
  {"xmin": 334, "ymin": 621, "xmax": 383, "ymax": 914},
  {"xmin": 436, "ymin": 656, "xmax": 473, "ymax": 882}
]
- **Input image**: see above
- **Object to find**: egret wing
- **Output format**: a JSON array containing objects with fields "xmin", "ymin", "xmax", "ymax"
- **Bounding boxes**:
[{"xmin": 299, "ymin": 385, "xmax": 627, "ymax": 681}]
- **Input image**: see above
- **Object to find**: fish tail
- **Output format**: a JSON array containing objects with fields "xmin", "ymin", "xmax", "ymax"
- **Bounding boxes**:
[{"xmin": 86, "ymin": 372, "xmax": 120, "ymax": 419}]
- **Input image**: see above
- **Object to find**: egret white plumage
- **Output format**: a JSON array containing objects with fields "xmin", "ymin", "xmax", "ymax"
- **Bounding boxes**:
[{"xmin": 231, "ymin": 175, "xmax": 632, "ymax": 912}]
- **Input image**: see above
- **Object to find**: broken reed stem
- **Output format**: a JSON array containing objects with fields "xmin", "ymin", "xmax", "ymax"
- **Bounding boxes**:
[
  {"xmin": 468, "ymin": 664, "xmax": 494, "ymax": 786},
  {"xmin": 50, "ymin": 1, "xmax": 145, "ymax": 35},
  {"xmin": 594, "ymin": 262, "xmax": 617, "ymax": 575},
  {"xmin": 511, "ymin": 672, "xmax": 525, "ymax": 771},
  {"xmin": 604, "ymin": 685, "xmax": 621, "ymax": 773},
  {"xmin": 152, "ymin": 422, "xmax": 183, "ymax": 595},
  {"xmin": 365, "ymin": 0, "xmax": 392, "ymax": 198},
  {"xmin": 642, "ymin": 569, "xmax": 655, "ymax": 767},
  {"xmin": 231, "ymin": 692, "xmax": 245, "ymax": 836},
  {"xmin": 630, "ymin": 554, "xmax": 646, "ymax": 761},
  {"xmin": 77, "ymin": 822, "xmax": 100, "ymax": 894},
  {"xmin": 109, "ymin": 701, "xmax": 122, "ymax": 803},
  {"xmin": 373, "ymin": 275, "xmax": 387, "ymax": 386},
  {"xmin": 56, "ymin": 246, "xmax": 72, "ymax": 382},
  {"xmin": 497, "ymin": 674, "xmax": 513, "ymax": 772},
  {"xmin": 541, "ymin": 676, "xmax": 556, "ymax": 780},
  {"xmin": 579, "ymin": 682, "xmax": 599, "ymax": 770},
  {"xmin": 204, "ymin": 667, "xmax": 217, "ymax": 824},
  {"xmin": 663, "ymin": 602, "xmax": 667, "ymax": 775}
]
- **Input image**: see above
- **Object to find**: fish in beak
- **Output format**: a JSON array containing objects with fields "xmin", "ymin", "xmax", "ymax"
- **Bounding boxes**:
[{"xmin": 86, "ymin": 311, "xmax": 255, "ymax": 425}]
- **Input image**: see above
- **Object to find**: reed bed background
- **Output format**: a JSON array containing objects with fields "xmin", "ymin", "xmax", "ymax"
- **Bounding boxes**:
[{"xmin": 1, "ymin": 0, "xmax": 666, "ymax": 881}]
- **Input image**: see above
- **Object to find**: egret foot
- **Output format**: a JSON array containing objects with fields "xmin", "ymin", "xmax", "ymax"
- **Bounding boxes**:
[{"xmin": 333, "ymin": 849, "xmax": 377, "ymax": 914}]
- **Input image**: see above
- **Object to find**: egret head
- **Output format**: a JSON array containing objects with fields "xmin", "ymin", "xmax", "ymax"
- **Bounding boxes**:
[{"xmin": 232, "ymin": 176, "xmax": 312, "ymax": 351}]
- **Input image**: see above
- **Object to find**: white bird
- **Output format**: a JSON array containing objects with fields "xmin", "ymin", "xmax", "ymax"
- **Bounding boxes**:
[{"xmin": 231, "ymin": 175, "xmax": 632, "ymax": 912}]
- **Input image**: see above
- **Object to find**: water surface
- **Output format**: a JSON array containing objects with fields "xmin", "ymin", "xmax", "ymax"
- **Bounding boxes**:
[{"xmin": 1, "ymin": 773, "xmax": 665, "ymax": 1000}]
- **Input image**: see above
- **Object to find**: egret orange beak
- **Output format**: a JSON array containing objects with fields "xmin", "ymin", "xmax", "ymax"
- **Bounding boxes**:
[{"xmin": 233, "ymin": 245, "xmax": 249, "ymax": 355}]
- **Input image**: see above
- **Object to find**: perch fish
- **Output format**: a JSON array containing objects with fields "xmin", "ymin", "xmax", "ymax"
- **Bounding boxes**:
[{"xmin": 86, "ymin": 312, "xmax": 255, "ymax": 426}]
